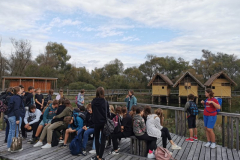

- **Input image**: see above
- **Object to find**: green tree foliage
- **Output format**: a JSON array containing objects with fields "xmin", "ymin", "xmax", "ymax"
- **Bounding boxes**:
[{"xmin": 68, "ymin": 82, "xmax": 96, "ymax": 90}]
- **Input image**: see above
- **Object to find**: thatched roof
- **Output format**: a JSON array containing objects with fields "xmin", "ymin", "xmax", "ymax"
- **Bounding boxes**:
[
  {"xmin": 147, "ymin": 74, "xmax": 173, "ymax": 86},
  {"xmin": 204, "ymin": 71, "xmax": 237, "ymax": 86},
  {"xmin": 173, "ymin": 71, "xmax": 204, "ymax": 88}
]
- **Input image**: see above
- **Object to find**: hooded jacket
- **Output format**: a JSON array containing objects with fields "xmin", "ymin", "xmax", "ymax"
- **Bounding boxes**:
[
  {"xmin": 69, "ymin": 112, "xmax": 84, "ymax": 131},
  {"xmin": 146, "ymin": 114, "xmax": 163, "ymax": 138},
  {"xmin": 43, "ymin": 103, "xmax": 58, "ymax": 124},
  {"xmin": 133, "ymin": 114, "xmax": 146, "ymax": 136},
  {"xmin": 7, "ymin": 94, "xmax": 25, "ymax": 120},
  {"xmin": 92, "ymin": 98, "xmax": 110, "ymax": 125},
  {"xmin": 124, "ymin": 95, "xmax": 137, "ymax": 111},
  {"xmin": 24, "ymin": 109, "xmax": 42, "ymax": 125},
  {"xmin": 85, "ymin": 112, "xmax": 94, "ymax": 128},
  {"xmin": 55, "ymin": 106, "xmax": 73, "ymax": 119}
]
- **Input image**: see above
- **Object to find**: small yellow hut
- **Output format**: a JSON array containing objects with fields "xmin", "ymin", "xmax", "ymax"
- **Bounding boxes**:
[
  {"xmin": 204, "ymin": 71, "xmax": 237, "ymax": 98},
  {"xmin": 173, "ymin": 72, "xmax": 204, "ymax": 103},
  {"xmin": 148, "ymin": 73, "xmax": 173, "ymax": 103}
]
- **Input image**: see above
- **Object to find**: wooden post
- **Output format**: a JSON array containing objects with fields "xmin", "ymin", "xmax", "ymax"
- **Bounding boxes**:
[
  {"xmin": 180, "ymin": 111, "xmax": 182, "ymax": 136},
  {"xmin": 2, "ymin": 78, "xmax": 5, "ymax": 91},
  {"xmin": 196, "ymin": 97, "xmax": 198, "ymax": 104},
  {"xmin": 136, "ymin": 139, "xmax": 139, "ymax": 155},
  {"xmin": 222, "ymin": 115, "xmax": 225, "ymax": 147},
  {"xmin": 33, "ymin": 79, "xmax": 35, "ymax": 87},
  {"xmin": 236, "ymin": 118, "xmax": 239, "ymax": 151},
  {"xmin": 231, "ymin": 117, "xmax": 234, "ymax": 149},
  {"xmin": 67, "ymin": 87, "xmax": 69, "ymax": 95},
  {"xmin": 152, "ymin": 96, "xmax": 154, "ymax": 104},
  {"xmin": 178, "ymin": 96, "xmax": 181, "ymax": 104},
  {"xmin": 175, "ymin": 110, "xmax": 178, "ymax": 135},
  {"xmin": 45, "ymin": 80, "xmax": 47, "ymax": 93},
  {"xmin": 130, "ymin": 138, "xmax": 133, "ymax": 154},
  {"xmin": 184, "ymin": 111, "xmax": 186, "ymax": 137},
  {"xmin": 166, "ymin": 96, "xmax": 169, "ymax": 103},
  {"xmin": 20, "ymin": 78, "xmax": 21, "ymax": 85},
  {"xmin": 227, "ymin": 117, "xmax": 230, "ymax": 148}
]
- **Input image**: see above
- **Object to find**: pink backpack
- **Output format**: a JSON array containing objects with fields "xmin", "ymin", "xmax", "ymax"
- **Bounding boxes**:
[{"xmin": 155, "ymin": 147, "xmax": 176, "ymax": 160}]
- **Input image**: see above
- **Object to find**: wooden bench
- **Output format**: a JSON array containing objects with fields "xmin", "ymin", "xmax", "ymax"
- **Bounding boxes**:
[{"xmin": 129, "ymin": 136, "xmax": 148, "ymax": 157}]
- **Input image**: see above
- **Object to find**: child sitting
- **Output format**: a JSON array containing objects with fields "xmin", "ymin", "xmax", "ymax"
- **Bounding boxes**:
[{"xmin": 60, "ymin": 111, "xmax": 84, "ymax": 147}]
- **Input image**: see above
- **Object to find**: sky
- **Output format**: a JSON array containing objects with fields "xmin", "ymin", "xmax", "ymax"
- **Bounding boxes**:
[{"xmin": 0, "ymin": 0, "xmax": 240, "ymax": 71}]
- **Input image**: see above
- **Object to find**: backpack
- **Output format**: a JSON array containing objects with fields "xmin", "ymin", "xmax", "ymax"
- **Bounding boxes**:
[
  {"xmin": 0, "ymin": 100, "xmax": 8, "ymax": 114},
  {"xmin": 113, "ymin": 114, "xmax": 121, "ymax": 133},
  {"xmin": 188, "ymin": 101, "xmax": 199, "ymax": 116},
  {"xmin": 73, "ymin": 108, "xmax": 86, "ymax": 121},
  {"xmin": 44, "ymin": 95, "xmax": 50, "ymax": 107},
  {"xmin": 204, "ymin": 97, "xmax": 222, "ymax": 113},
  {"xmin": 69, "ymin": 132, "xmax": 82, "ymax": 155},
  {"xmin": 72, "ymin": 111, "xmax": 80, "ymax": 128},
  {"xmin": 51, "ymin": 130, "xmax": 59, "ymax": 147},
  {"xmin": 155, "ymin": 147, "xmax": 176, "ymax": 160}
]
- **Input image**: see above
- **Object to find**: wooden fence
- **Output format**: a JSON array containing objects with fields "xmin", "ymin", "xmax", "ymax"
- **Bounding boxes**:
[{"xmin": 108, "ymin": 102, "xmax": 240, "ymax": 151}]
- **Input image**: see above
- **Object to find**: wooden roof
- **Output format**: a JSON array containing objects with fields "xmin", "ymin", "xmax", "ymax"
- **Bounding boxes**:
[
  {"xmin": 173, "ymin": 71, "xmax": 204, "ymax": 88},
  {"xmin": 2, "ymin": 76, "xmax": 58, "ymax": 81},
  {"xmin": 147, "ymin": 73, "xmax": 173, "ymax": 86},
  {"xmin": 204, "ymin": 71, "xmax": 237, "ymax": 86}
]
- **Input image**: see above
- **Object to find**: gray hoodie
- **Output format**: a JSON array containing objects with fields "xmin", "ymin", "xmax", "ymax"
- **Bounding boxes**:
[{"xmin": 133, "ymin": 114, "xmax": 146, "ymax": 136}]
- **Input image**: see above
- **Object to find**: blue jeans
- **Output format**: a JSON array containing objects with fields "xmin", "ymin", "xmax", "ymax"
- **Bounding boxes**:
[
  {"xmin": 4, "ymin": 118, "xmax": 9, "ymax": 141},
  {"xmin": 7, "ymin": 116, "xmax": 22, "ymax": 148},
  {"xmin": 78, "ymin": 128, "xmax": 95, "ymax": 149}
]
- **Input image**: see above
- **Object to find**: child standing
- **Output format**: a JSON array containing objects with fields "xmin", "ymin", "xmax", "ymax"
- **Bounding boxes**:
[
  {"xmin": 35, "ymin": 88, "xmax": 44, "ymax": 111},
  {"xmin": 184, "ymin": 94, "xmax": 198, "ymax": 142}
]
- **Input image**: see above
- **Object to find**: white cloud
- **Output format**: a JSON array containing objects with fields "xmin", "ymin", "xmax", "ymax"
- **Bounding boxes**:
[
  {"xmin": 49, "ymin": 17, "xmax": 81, "ymax": 27},
  {"xmin": 120, "ymin": 36, "xmax": 140, "ymax": 42}
]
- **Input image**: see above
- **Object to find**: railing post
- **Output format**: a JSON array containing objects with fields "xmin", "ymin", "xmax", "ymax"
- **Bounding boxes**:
[
  {"xmin": 236, "ymin": 117, "xmax": 239, "ymax": 151},
  {"xmin": 175, "ymin": 110, "xmax": 178, "ymax": 135},
  {"xmin": 231, "ymin": 117, "xmax": 234, "ymax": 149},
  {"xmin": 184, "ymin": 112, "xmax": 186, "ymax": 137},
  {"xmin": 227, "ymin": 117, "xmax": 230, "ymax": 148},
  {"xmin": 180, "ymin": 111, "xmax": 182, "ymax": 136},
  {"xmin": 67, "ymin": 87, "xmax": 69, "ymax": 95},
  {"xmin": 222, "ymin": 115, "xmax": 225, "ymax": 147}
]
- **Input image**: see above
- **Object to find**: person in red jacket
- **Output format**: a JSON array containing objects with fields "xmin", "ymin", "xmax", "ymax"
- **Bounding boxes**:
[{"xmin": 201, "ymin": 88, "xmax": 220, "ymax": 149}]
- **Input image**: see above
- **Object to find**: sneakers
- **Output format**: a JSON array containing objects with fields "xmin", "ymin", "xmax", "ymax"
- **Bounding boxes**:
[
  {"xmin": 204, "ymin": 142, "xmax": 211, "ymax": 147},
  {"xmin": 147, "ymin": 153, "xmax": 156, "ymax": 159},
  {"xmin": 41, "ymin": 143, "xmax": 51, "ymax": 149},
  {"xmin": 27, "ymin": 138, "xmax": 33, "ymax": 143},
  {"xmin": 171, "ymin": 144, "xmax": 181, "ymax": 150},
  {"xmin": 90, "ymin": 156, "xmax": 98, "ymax": 160},
  {"xmin": 193, "ymin": 136, "xmax": 198, "ymax": 141},
  {"xmin": 89, "ymin": 150, "xmax": 96, "ymax": 154},
  {"xmin": 210, "ymin": 143, "xmax": 216, "ymax": 149},
  {"xmin": 185, "ymin": 138, "xmax": 194, "ymax": 143},
  {"xmin": 82, "ymin": 148, "xmax": 87, "ymax": 156},
  {"xmin": 59, "ymin": 140, "xmax": 64, "ymax": 144},
  {"xmin": 33, "ymin": 141, "xmax": 43, "ymax": 147},
  {"xmin": 59, "ymin": 144, "xmax": 67, "ymax": 148},
  {"xmin": 11, "ymin": 148, "xmax": 23, "ymax": 152},
  {"xmin": 7, "ymin": 148, "xmax": 11, "ymax": 152},
  {"xmin": 109, "ymin": 149, "xmax": 119, "ymax": 155}
]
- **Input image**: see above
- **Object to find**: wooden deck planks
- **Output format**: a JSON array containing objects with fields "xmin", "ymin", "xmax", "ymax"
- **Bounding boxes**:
[{"xmin": 0, "ymin": 131, "xmax": 238, "ymax": 160}]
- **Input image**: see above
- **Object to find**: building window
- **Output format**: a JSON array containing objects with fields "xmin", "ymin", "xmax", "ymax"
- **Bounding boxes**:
[
  {"xmin": 162, "ymin": 86, "xmax": 164, "ymax": 89},
  {"xmin": 212, "ymin": 86, "xmax": 215, "ymax": 89}
]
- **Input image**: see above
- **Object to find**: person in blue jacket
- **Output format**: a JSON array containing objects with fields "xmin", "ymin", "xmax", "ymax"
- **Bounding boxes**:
[
  {"xmin": 7, "ymin": 86, "xmax": 25, "ymax": 152},
  {"xmin": 77, "ymin": 89, "xmax": 85, "ymax": 108},
  {"xmin": 124, "ymin": 90, "xmax": 137, "ymax": 111},
  {"xmin": 60, "ymin": 111, "xmax": 84, "ymax": 147}
]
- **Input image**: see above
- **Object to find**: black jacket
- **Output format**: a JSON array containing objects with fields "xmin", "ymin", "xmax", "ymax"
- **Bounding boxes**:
[
  {"xmin": 92, "ymin": 98, "xmax": 110, "ymax": 125},
  {"xmin": 51, "ymin": 105, "xmax": 66, "ymax": 123},
  {"xmin": 85, "ymin": 112, "xmax": 94, "ymax": 128}
]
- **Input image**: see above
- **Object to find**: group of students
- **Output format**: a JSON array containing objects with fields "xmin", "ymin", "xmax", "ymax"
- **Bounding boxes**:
[{"xmin": 2, "ymin": 85, "xmax": 221, "ymax": 160}]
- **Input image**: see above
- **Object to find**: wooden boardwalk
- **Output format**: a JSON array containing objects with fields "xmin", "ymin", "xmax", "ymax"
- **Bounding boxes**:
[{"xmin": 0, "ymin": 131, "xmax": 239, "ymax": 160}]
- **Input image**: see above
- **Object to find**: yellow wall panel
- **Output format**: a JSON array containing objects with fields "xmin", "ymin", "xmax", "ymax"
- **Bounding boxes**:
[
  {"xmin": 152, "ymin": 85, "xmax": 168, "ymax": 96},
  {"xmin": 179, "ymin": 86, "xmax": 198, "ymax": 97}
]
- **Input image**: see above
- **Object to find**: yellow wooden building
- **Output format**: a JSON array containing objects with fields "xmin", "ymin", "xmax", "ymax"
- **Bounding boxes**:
[
  {"xmin": 173, "ymin": 72, "xmax": 204, "ymax": 103},
  {"xmin": 148, "ymin": 73, "xmax": 173, "ymax": 103},
  {"xmin": 204, "ymin": 71, "xmax": 237, "ymax": 98}
]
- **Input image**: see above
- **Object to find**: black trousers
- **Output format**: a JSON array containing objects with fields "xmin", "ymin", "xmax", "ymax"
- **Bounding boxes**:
[
  {"xmin": 161, "ymin": 127, "xmax": 172, "ymax": 148},
  {"xmin": 21, "ymin": 119, "xmax": 27, "ymax": 138},
  {"xmin": 94, "ymin": 123, "xmax": 106, "ymax": 158},
  {"xmin": 136, "ymin": 133, "xmax": 157, "ymax": 151},
  {"xmin": 111, "ymin": 131, "xmax": 133, "ymax": 150},
  {"xmin": 26, "ymin": 121, "xmax": 40, "ymax": 138}
]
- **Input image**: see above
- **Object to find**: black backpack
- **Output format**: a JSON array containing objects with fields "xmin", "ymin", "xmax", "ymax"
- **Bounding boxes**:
[
  {"xmin": 44, "ymin": 95, "xmax": 51, "ymax": 107},
  {"xmin": 51, "ymin": 130, "xmax": 59, "ymax": 147}
]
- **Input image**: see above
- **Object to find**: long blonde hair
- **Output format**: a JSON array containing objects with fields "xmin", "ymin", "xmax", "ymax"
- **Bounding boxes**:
[{"xmin": 155, "ymin": 108, "xmax": 164, "ymax": 126}]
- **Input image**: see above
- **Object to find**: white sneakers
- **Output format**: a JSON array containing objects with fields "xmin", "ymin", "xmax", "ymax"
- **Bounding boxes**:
[
  {"xmin": 171, "ymin": 144, "xmax": 181, "ymax": 150},
  {"xmin": 33, "ymin": 141, "xmax": 43, "ymax": 147},
  {"xmin": 41, "ymin": 143, "xmax": 52, "ymax": 149},
  {"xmin": 89, "ymin": 150, "xmax": 96, "ymax": 154},
  {"xmin": 59, "ymin": 140, "xmax": 64, "ymax": 144},
  {"xmin": 204, "ymin": 142, "xmax": 211, "ymax": 147},
  {"xmin": 147, "ymin": 153, "xmax": 156, "ymax": 159}
]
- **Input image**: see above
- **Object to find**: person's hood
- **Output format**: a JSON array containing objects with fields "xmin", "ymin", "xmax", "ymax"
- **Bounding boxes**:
[
  {"xmin": 92, "ymin": 98, "xmax": 106, "ymax": 105},
  {"xmin": 147, "ymin": 114, "xmax": 157, "ymax": 120},
  {"xmin": 133, "ymin": 114, "xmax": 143, "ymax": 122}
]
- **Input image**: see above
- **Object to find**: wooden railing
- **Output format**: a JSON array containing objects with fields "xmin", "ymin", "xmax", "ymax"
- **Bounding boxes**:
[{"xmin": 108, "ymin": 102, "xmax": 240, "ymax": 151}]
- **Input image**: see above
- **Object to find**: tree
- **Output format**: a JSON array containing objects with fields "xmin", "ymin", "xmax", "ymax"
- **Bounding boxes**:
[
  {"xmin": 104, "ymin": 59, "xmax": 124, "ymax": 77},
  {"xmin": 8, "ymin": 38, "xmax": 32, "ymax": 76},
  {"xmin": 36, "ymin": 42, "xmax": 71, "ymax": 70}
]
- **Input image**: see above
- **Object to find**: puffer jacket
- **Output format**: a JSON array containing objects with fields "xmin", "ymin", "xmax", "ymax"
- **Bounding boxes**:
[
  {"xmin": 146, "ymin": 114, "xmax": 163, "ymax": 138},
  {"xmin": 133, "ymin": 114, "xmax": 146, "ymax": 136}
]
